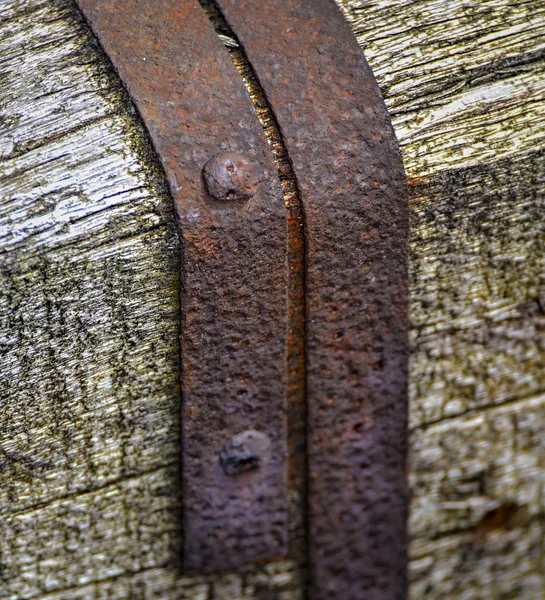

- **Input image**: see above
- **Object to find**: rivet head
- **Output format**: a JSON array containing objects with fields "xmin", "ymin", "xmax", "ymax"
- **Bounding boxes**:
[
  {"xmin": 202, "ymin": 152, "xmax": 261, "ymax": 202},
  {"xmin": 220, "ymin": 430, "xmax": 271, "ymax": 476}
]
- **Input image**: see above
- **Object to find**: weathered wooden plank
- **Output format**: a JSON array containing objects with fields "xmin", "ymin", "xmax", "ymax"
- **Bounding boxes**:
[
  {"xmin": 408, "ymin": 149, "xmax": 545, "ymax": 427},
  {"xmin": 411, "ymin": 392, "xmax": 545, "ymax": 541},
  {"xmin": 410, "ymin": 392, "xmax": 545, "ymax": 598},
  {"xmin": 0, "ymin": 0, "xmax": 181, "ymax": 519},
  {"xmin": 339, "ymin": 0, "xmax": 545, "ymax": 175}
]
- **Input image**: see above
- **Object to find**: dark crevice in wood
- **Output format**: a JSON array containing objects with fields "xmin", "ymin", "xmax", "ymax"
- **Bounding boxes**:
[
  {"xmin": 1, "ymin": 223, "xmax": 170, "ymax": 265},
  {"xmin": 425, "ymin": 506, "xmax": 540, "ymax": 544},
  {"xmin": 0, "ymin": 2, "xmax": 53, "ymax": 29},
  {"xmin": 343, "ymin": 0, "xmax": 544, "ymax": 45},
  {"xmin": 389, "ymin": 48, "xmax": 545, "ymax": 116},
  {"xmin": 411, "ymin": 388, "xmax": 545, "ymax": 433},
  {"xmin": 0, "ymin": 113, "xmax": 115, "ymax": 167},
  {"xmin": 3, "ymin": 462, "xmax": 177, "ymax": 520}
]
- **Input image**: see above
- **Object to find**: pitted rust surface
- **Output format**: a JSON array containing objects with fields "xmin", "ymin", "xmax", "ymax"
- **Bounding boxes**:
[
  {"xmin": 212, "ymin": 1, "xmax": 410, "ymax": 597},
  {"xmin": 74, "ymin": 0, "xmax": 288, "ymax": 573}
]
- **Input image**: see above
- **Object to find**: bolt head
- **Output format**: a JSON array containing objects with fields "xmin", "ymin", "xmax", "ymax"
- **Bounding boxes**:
[
  {"xmin": 220, "ymin": 430, "xmax": 271, "ymax": 476},
  {"xmin": 203, "ymin": 152, "xmax": 261, "ymax": 202}
]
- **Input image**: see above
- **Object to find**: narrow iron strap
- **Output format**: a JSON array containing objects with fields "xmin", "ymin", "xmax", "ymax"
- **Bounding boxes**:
[
  {"xmin": 212, "ymin": 1, "xmax": 410, "ymax": 598},
  {"xmin": 74, "ymin": 0, "xmax": 289, "ymax": 573}
]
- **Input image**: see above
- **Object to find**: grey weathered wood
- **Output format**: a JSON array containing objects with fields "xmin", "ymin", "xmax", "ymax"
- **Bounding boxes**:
[{"xmin": 1, "ymin": 0, "xmax": 545, "ymax": 598}]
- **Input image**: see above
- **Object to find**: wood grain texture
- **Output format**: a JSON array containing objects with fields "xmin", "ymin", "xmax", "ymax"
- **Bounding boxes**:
[
  {"xmin": 1, "ymin": 0, "xmax": 545, "ymax": 598},
  {"xmin": 339, "ymin": 0, "xmax": 545, "ymax": 176},
  {"xmin": 338, "ymin": 0, "xmax": 545, "ymax": 597}
]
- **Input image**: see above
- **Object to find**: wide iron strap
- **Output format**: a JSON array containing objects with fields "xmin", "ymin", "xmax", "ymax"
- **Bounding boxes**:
[{"xmin": 75, "ymin": 0, "xmax": 409, "ymax": 597}]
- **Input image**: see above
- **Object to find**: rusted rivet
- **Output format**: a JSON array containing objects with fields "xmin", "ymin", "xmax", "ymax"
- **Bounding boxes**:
[
  {"xmin": 203, "ymin": 152, "xmax": 261, "ymax": 201},
  {"xmin": 220, "ymin": 430, "xmax": 271, "ymax": 476}
]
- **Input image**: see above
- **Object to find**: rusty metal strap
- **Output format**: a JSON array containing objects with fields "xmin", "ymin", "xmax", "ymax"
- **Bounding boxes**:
[
  {"xmin": 75, "ymin": 0, "xmax": 289, "ymax": 574},
  {"xmin": 74, "ymin": 0, "xmax": 409, "ymax": 597},
  {"xmin": 213, "ymin": 2, "xmax": 410, "ymax": 598}
]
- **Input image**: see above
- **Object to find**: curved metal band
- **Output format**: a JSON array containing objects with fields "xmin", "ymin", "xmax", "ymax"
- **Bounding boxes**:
[
  {"xmin": 74, "ymin": 0, "xmax": 409, "ymax": 593},
  {"xmin": 212, "ymin": 1, "xmax": 410, "ymax": 598},
  {"xmin": 75, "ymin": 0, "xmax": 288, "ymax": 573}
]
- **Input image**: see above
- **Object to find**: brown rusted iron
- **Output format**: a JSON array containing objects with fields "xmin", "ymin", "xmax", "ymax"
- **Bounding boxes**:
[
  {"xmin": 75, "ymin": 0, "xmax": 409, "ymax": 593},
  {"xmin": 74, "ymin": 0, "xmax": 289, "ymax": 574},
  {"xmin": 212, "ymin": 1, "xmax": 410, "ymax": 597}
]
